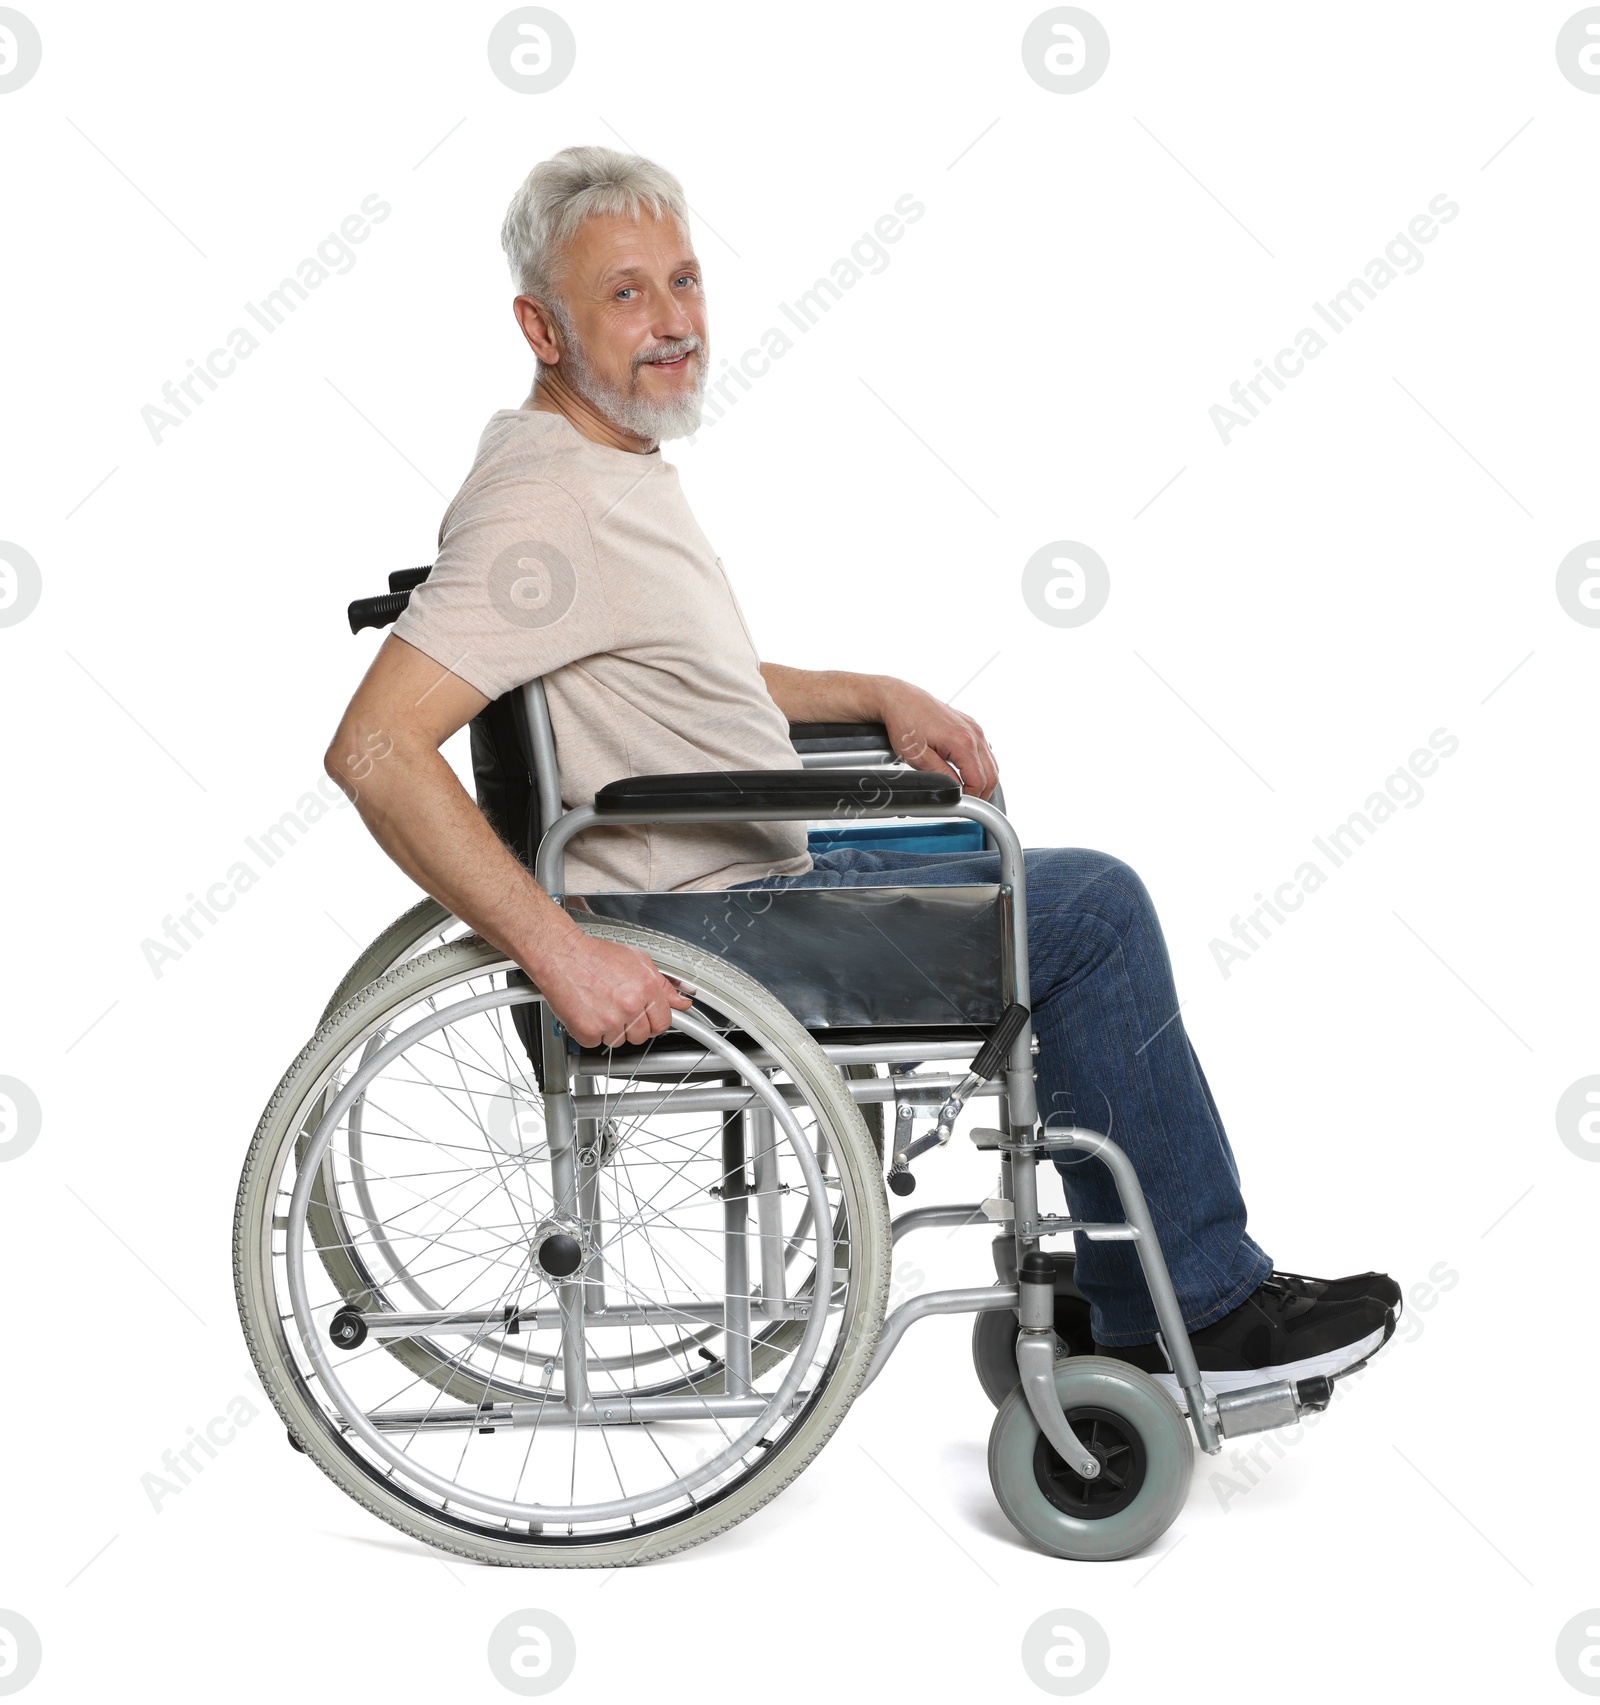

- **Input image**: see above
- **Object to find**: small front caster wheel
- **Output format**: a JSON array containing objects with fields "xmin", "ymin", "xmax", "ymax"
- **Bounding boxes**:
[{"xmin": 987, "ymin": 1356, "xmax": 1192, "ymax": 1560}]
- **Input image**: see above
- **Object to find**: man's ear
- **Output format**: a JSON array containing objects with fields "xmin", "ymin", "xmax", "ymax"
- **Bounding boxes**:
[{"xmin": 513, "ymin": 295, "xmax": 562, "ymax": 364}]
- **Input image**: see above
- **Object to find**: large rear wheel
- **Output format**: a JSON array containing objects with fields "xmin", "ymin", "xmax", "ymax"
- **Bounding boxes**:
[{"xmin": 236, "ymin": 919, "xmax": 890, "ymax": 1566}]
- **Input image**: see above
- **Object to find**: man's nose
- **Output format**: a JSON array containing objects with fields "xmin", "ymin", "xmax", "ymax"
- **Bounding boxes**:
[{"xmin": 653, "ymin": 295, "xmax": 695, "ymax": 342}]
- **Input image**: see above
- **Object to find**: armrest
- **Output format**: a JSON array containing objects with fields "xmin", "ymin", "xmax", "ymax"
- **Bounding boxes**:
[
  {"xmin": 788, "ymin": 721, "xmax": 892, "ymax": 753},
  {"xmin": 592, "ymin": 767, "xmax": 959, "ymax": 816}
]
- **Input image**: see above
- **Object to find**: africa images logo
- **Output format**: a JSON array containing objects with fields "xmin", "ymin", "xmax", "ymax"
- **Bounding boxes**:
[
  {"xmin": 488, "ymin": 540, "xmax": 579, "ymax": 629},
  {"xmin": 1208, "ymin": 195, "xmax": 1460, "ymax": 445}
]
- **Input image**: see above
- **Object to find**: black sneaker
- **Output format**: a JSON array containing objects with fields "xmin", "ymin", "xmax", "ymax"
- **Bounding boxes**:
[
  {"xmin": 1045, "ymin": 1254, "xmax": 1399, "ymax": 1339},
  {"xmin": 1268, "ymin": 1268, "xmax": 1402, "ymax": 1314},
  {"xmin": 1094, "ymin": 1274, "xmax": 1395, "ymax": 1401}
]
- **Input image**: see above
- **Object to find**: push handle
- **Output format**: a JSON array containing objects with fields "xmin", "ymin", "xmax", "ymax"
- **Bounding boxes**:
[{"xmin": 347, "ymin": 592, "xmax": 411, "ymax": 633}]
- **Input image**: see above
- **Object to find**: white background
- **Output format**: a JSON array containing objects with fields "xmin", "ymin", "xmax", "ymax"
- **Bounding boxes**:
[{"xmin": 2, "ymin": 2, "xmax": 1597, "ymax": 1699}]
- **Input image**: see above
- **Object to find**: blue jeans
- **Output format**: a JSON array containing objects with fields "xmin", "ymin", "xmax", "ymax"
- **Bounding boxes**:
[{"xmin": 732, "ymin": 845, "xmax": 1274, "ymax": 1343}]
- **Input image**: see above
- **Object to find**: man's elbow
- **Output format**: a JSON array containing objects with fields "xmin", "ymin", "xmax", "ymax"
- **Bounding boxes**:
[
  {"xmin": 323, "ymin": 737, "xmax": 356, "ymax": 801},
  {"xmin": 324, "ymin": 717, "xmax": 398, "ymax": 805}
]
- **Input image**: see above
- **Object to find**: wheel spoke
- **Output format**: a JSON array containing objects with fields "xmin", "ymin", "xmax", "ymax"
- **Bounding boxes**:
[{"xmin": 243, "ymin": 931, "xmax": 885, "ymax": 1557}]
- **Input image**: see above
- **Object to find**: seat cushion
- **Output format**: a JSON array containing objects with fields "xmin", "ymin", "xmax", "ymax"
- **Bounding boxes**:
[{"xmin": 808, "ymin": 820, "xmax": 985, "ymax": 858}]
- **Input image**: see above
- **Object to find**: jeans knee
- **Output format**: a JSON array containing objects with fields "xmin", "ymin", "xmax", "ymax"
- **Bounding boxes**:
[
  {"xmin": 1066, "ymin": 850, "xmax": 1155, "ymax": 935},
  {"xmin": 1024, "ymin": 848, "xmax": 1160, "ymax": 987},
  {"xmin": 1096, "ymin": 854, "xmax": 1152, "ymax": 917}
]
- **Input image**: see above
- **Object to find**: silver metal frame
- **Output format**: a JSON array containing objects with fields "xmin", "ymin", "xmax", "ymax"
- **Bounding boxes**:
[{"xmin": 495, "ymin": 678, "xmax": 1330, "ymax": 1474}]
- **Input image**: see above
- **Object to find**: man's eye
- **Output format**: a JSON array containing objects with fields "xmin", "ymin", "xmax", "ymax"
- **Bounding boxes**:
[
  {"xmin": 675, "ymin": 274, "xmax": 698, "ymax": 288},
  {"xmin": 616, "ymin": 287, "xmax": 636, "ymax": 300}
]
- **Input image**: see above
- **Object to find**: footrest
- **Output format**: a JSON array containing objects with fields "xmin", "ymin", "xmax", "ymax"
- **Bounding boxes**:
[{"xmin": 1212, "ymin": 1375, "xmax": 1332, "ymax": 1438}]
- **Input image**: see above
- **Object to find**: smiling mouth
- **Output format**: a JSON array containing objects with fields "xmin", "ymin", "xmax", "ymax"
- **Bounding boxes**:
[{"xmin": 642, "ymin": 351, "xmax": 694, "ymax": 372}]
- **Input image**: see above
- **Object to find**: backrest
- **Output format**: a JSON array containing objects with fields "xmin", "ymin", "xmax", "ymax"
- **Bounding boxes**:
[
  {"xmin": 467, "ymin": 688, "xmax": 541, "ymax": 860},
  {"xmin": 474, "ymin": 680, "xmax": 573, "ymax": 868}
]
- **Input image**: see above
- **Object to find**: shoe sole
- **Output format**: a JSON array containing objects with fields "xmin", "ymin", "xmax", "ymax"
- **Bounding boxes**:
[{"xmin": 1149, "ymin": 1322, "xmax": 1391, "ymax": 1412}]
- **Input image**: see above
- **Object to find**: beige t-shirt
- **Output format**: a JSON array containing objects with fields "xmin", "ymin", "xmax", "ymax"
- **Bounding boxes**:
[{"xmin": 393, "ymin": 408, "xmax": 813, "ymax": 894}]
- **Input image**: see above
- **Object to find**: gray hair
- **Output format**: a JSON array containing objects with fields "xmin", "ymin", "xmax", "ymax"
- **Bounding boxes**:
[{"xmin": 500, "ymin": 144, "xmax": 690, "ymax": 307}]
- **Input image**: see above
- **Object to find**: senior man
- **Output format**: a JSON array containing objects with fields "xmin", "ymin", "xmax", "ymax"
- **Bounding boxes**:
[{"xmin": 327, "ymin": 144, "xmax": 1397, "ymax": 1391}]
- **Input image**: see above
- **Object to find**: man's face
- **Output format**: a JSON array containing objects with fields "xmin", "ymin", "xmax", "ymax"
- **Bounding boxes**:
[{"xmin": 544, "ymin": 207, "xmax": 708, "ymax": 441}]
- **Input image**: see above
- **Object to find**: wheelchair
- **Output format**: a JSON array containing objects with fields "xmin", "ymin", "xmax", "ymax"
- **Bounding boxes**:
[{"xmin": 233, "ymin": 563, "xmax": 1336, "ymax": 1568}]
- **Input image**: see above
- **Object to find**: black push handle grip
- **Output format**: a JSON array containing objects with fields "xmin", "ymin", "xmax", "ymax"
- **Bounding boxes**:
[
  {"xmin": 970, "ymin": 1002, "xmax": 1030, "ymax": 1082},
  {"xmin": 347, "ymin": 591, "xmax": 411, "ymax": 634},
  {"xmin": 389, "ymin": 564, "xmax": 433, "ymax": 593}
]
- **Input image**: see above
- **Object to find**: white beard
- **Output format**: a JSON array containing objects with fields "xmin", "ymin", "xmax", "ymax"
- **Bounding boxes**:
[{"xmin": 557, "ymin": 325, "xmax": 708, "ymax": 442}]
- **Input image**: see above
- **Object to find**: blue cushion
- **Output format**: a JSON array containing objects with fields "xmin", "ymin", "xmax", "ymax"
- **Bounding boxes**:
[{"xmin": 807, "ymin": 819, "xmax": 986, "ymax": 858}]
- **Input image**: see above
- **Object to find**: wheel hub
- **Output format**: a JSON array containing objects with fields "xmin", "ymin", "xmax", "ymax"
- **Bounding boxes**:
[
  {"xmin": 534, "ymin": 1220, "xmax": 587, "ymax": 1278},
  {"xmin": 1033, "ymin": 1405, "xmax": 1147, "ymax": 1520}
]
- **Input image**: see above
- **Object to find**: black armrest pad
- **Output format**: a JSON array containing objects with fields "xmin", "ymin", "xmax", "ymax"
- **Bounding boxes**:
[
  {"xmin": 787, "ymin": 721, "xmax": 891, "ymax": 750},
  {"xmin": 593, "ymin": 768, "xmax": 960, "ymax": 815}
]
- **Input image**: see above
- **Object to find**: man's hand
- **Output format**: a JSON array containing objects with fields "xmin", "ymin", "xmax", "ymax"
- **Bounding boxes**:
[
  {"xmin": 876, "ymin": 677, "xmax": 999, "ymax": 798},
  {"xmin": 758, "ymin": 661, "xmax": 1001, "ymax": 798},
  {"xmin": 530, "ymin": 931, "xmax": 693, "ymax": 1049}
]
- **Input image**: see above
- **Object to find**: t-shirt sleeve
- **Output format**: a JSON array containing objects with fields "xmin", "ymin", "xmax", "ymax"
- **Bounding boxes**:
[{"xmin": 391, "ymin": 475, "xmax": 615, "ymax": 702}]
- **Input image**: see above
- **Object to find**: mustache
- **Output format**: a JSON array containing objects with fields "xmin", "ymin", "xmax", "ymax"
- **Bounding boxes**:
[{"xmin": 633, "ymin": 335, "xmax": 703, "ymax": 371}]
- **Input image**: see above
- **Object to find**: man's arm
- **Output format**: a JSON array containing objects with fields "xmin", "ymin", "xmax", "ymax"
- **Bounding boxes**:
[
  {"xmin": 759, "ymin": 663, "xmax": 999, "ymax": 798},
  {"xmin": 325, "ymin": 635, "xmax": 690, "ymax": 1048}
]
